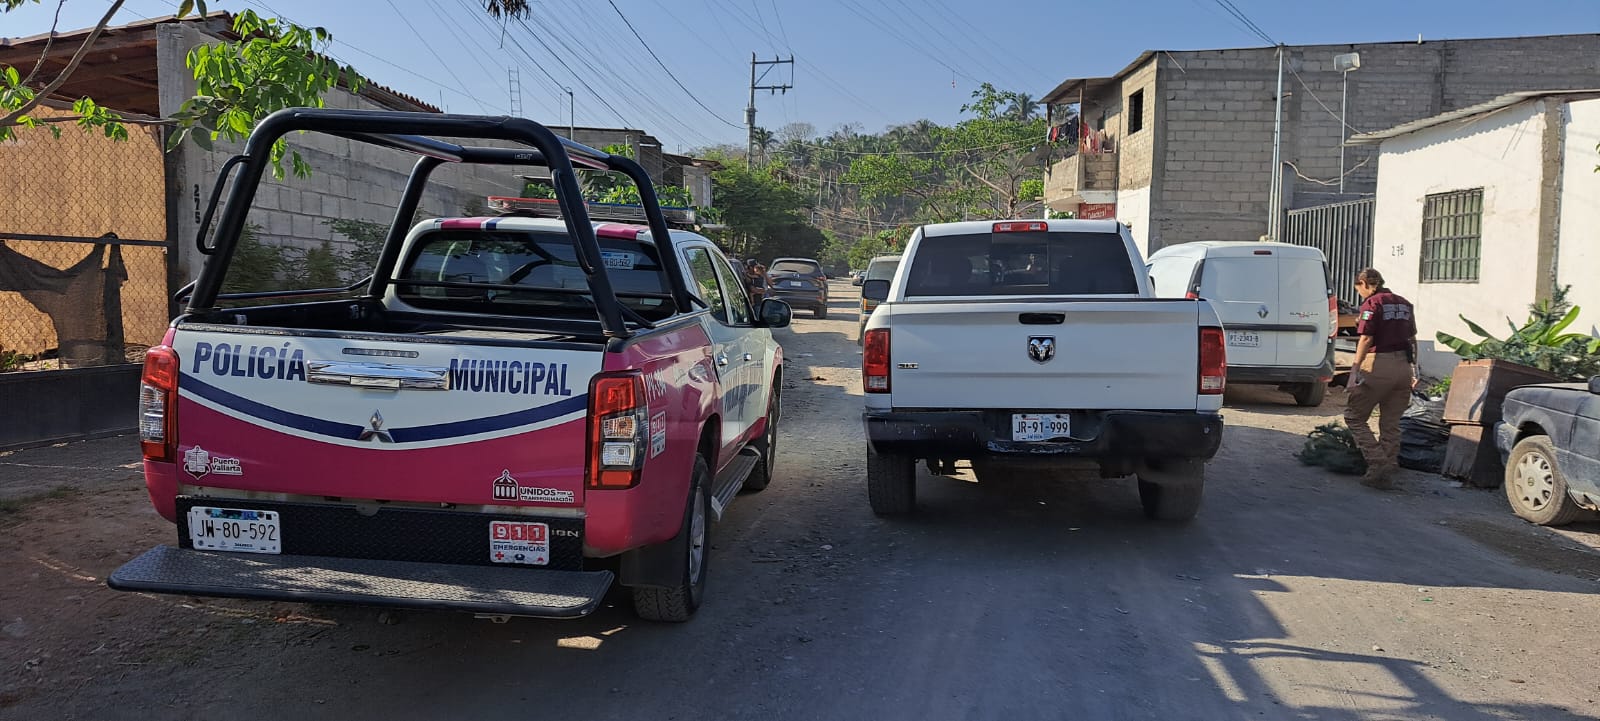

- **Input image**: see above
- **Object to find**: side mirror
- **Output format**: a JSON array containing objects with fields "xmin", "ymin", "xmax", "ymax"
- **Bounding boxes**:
[
  {"xmin": 758, "ymin": 298, "xmax": 792, "ymax": 328},
  {"xmin": 861, "ymin": 278, "xmax": 891, "ymax": 302},
  {"xmin": 1590, "ymin": 375, "xmax": 1600, "ymax": 395}
]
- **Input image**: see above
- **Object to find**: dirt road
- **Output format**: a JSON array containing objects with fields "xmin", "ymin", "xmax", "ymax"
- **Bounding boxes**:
[{"xmin": 4, "ymin": 281, "xmax": 1600, "ymax": 720}]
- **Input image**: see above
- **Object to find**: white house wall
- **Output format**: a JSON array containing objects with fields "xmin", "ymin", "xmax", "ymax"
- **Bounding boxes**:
[
  {"xmin": 1116, "ymin": 186, "xmax": 1152, "ymax": 258},
  {"xmin": 1558, "ymin": 99, "xmax": 1600, "ymax": 337},
  {"xmin": 1370, "ymin": 100, "xmax": 1548, "ymax": 378}
]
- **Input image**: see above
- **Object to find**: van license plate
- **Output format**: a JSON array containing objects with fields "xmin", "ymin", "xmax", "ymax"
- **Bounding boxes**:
[
  {"xmin": 187, "ymin": 507, "xmax": 281, "ymax": 554},
  {"xmin": 1013, "ymin": 414, "xmax": 1071, "ymax": 442},
  {"xmin": 1227, "ymin": 331, "xmax": 1261, "ymax": 348}
]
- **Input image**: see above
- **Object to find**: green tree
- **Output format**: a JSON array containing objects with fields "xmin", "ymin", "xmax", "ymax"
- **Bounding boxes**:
[
  {"xmin": 708, "ymin": 159, "xmax": 819, "ymax": 260},
  {"xmin": 3, "ymin": 0, "xmax": 538, "ymax": 176}
]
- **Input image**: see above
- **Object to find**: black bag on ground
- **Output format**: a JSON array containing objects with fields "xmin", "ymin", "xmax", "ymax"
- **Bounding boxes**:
[{"xmin": 1398, "ymin": 392, "xmax": 1449, "ymax": 473}]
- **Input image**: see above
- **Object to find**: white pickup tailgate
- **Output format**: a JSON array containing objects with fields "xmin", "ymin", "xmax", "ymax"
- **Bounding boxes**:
[{"xmin": 884, "ymin": 300, "xmax": 1203, "ymax": 411}]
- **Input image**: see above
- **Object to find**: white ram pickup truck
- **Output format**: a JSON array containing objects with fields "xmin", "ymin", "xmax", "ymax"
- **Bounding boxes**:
[{"xmin": 859, "ymin": 220, "xmax": 1227, "ymax": 521}]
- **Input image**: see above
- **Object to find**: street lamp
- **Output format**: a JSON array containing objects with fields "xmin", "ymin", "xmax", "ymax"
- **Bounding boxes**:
[{"xmin": 1334, "ymin": 52, "xmax": 1361, "ymax": 194}]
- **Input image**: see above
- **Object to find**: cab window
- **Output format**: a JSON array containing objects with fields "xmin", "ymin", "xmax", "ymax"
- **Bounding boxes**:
[
  {"xmin": 711, "ymin": 252, "xmax": 755, "ymax": 325},
  {"xmin": 683, "ymin": 246, "xmax": 729, "ymax": 323}
]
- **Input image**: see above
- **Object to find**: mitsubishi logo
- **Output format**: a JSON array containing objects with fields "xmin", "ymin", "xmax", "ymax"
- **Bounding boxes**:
[
  {"xmin": 359, "ymin": 410, "xmax": 393, "ymax": 443},
  {"xmin": 1257, "ymin": 304, "xmax": 1270, "ymax": 319},
  {"xmin": 1027, "ymin": 336, "xmax": 1056, "ymax": 364}
]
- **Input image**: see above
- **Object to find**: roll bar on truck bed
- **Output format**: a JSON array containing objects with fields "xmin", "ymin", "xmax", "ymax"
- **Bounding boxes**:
[{"xmin": 185, "ymin": 108, "xmax": 696, "ymax": 339}]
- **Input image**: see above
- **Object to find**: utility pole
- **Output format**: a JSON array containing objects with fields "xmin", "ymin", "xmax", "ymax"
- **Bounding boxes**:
[
  {"xmin": 508, "ymin": 67, "xmax": 522, "ymax": 117},
  {"xmin": 1267, "ymin": 44, "xmax": 1285, "ymax": 241},
  {"xmin": 746, "ymin": 53, "xmax": 794, "ymax": 166},
  {"xmin": 562, "ymin": 87, "xmax": 575, "ymax": 139}
]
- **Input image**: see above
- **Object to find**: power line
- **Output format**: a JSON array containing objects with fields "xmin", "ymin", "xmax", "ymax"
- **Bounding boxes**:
[
  {"xmin": 527, "ymin": 2, "xmax": 718, "ymax": 144},
  {"xmin": 604, "ymin": 0, "xmax": 741, "ymax": 129},
  {"xmin": 509, "ymin": 16, "xmax": 633, "ymax": 126},
  {"xmin": 382, "ymin": 0, "xmax": 488, "ymax": 113},
  {"xmin": 831, "ymin": 0, "xmax": 981, "ymax": 84},
  {"xmin": 1287, "ymin": 64, "xmax": 1368, "ymax": 134},
  {"xmin": 1212, "ymin": 0, "xmax": 1276, "ymax": 45},
  {"xmin": 885, "ymin": 0, "xmax": 1016, "ymax": 85},
  {"xmin": 698, "ymin": 0, "xmax": 892, "ymax": 120},
  {"xmin": 795, "ymin": 137, "xmax": 1036, "ymax": 156}
]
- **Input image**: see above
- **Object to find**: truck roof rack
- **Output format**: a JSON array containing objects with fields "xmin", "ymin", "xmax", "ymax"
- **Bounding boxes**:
[{"xmin": 486, "ymin": 196, "xmax": 699, "ymax": 229}]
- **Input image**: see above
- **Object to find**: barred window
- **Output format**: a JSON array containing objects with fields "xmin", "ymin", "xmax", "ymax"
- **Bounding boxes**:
[{"xmin": 1419, "ymin": 188, "xmax": 1482, "ymax": 283}]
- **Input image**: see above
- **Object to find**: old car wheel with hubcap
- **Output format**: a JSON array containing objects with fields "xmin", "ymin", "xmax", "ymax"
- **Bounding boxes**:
[{"xmin": 1505, "ymin": 436, "xmax": 1581, "ymax": 527}]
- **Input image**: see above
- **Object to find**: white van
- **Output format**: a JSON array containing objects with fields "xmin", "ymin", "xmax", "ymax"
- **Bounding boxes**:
[{"xmin": 1147, "ymin": 242, "xmax": 1336, "ymax": 406}]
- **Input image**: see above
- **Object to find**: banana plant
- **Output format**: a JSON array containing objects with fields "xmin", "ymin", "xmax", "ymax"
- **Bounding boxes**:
[{"xmin": 1437, "ymin": 286, "xmax": 1600, "ymax": 380}]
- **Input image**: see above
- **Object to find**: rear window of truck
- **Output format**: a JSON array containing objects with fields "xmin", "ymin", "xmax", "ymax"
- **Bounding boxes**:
[
  {"xmin": 904, "ymin": 231, "xmax": 1138, "ymax": 297},
  {"xmin": 397, "ymin": 230, "xmax": 673, "ymax": 319}
]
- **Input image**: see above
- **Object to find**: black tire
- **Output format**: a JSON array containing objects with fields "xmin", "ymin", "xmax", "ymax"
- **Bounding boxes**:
[
  {"xmin": 1291, "ymin": 381, "xmax": 1327, "ymax": 407},
  {"xmin": 814, "ymin": 304, "xmax": 828, "ymax": 319},
  {"xmin": 632, "ymin": 455, "xmax": 711, "ymax": 622},
  {"xmin": 867, "ymin": 446, "xmax": 916, "ymax": 515},
  {"xmin": 1505, "ymin": 436, "xmax": 1582, "ymax": 527},
  {"xmin": 1137, "ymin": 459, "xmax": 1205, "ymax": 521},
  {"xmin": 743, "ymin": 387, "xmax": 780, "ymax": 492}
]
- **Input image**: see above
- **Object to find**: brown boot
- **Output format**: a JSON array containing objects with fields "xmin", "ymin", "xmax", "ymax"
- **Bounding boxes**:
[{"xmin": 1361, "ymin": 463, "xmax": 1396, "ymax": 490}]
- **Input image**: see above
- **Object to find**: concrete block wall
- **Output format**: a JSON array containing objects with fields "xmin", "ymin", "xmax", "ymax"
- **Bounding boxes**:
[
  {"xmin": 1147, "ymin": 34, "xmax": 1600, "ymax": 251},
  {"xmin": 1117, "ymin": 58, "xmax": 1159, "ymax": 190},
  {"xmin": 159, "ymin": 23, "xmax": 523, "ymax": 284}
]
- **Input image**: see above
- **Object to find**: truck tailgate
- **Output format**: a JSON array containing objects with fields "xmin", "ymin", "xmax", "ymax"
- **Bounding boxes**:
[
  {"xmin": 885, "ymin": 300, "xmax": 1202, "ymax": 410},
  {"xmin": 171, "ymin": 327, "xmax": 600, "ymax": 506}
]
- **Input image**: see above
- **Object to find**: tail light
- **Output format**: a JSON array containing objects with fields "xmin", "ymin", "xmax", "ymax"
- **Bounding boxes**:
[
  {"xmin": 140, "ymin": 346, "xmax": 180, "ymax": 461},
  {"xmin": 1184, "ymin": 291, "xmax": 1200, "ymax": 300},
  {"xmin": 863, "ymin": 329, "xmax": 891, "ymax": 393},
  {"xmin": 994, "ymin": 221, "xmax": 1047, "ymax": 233},
  {"xmin": 1327, "ymin": 293, "xmax": 1339, "ymax": 338},
  {"xmin": 1199, "ymin": 328, "xmax": 1227, "ymax": 395},
  {"xmin": 587, "ymin": 372, "xmax": 648, "ymax": 489}
]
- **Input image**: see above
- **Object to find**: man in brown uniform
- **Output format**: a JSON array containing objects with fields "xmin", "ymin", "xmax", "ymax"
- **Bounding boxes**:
[{"xmin": 1345, "ymin": 268, "xmax": 1419, "ymax": 489}]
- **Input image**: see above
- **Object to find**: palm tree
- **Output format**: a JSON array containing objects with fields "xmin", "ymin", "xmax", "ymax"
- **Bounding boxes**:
[
  {"xmin": 482, "ymin": 0, "xmax": 533, "ymax": 17},
  {"xmin": 1007, "ymin": 93, "xmax": 1040, "ymax": 122},
  {"xmin": 751, "ymin": 126, "xmax": 776, "ymax": 165}
]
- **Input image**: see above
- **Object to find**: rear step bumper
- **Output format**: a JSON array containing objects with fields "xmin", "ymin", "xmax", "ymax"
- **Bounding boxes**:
[
  {"xmin": 865, "ymin": 409, "xmax": 1224, "ymax": 460},
  {"xmin": 108, "ymin": 545, "xmax": 614, "ymax": 618}
]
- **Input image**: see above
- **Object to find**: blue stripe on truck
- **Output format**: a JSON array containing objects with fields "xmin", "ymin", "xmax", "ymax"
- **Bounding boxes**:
[{"xmin": 180, "ymin": 374, "xmax": 589, "ymax": 442}]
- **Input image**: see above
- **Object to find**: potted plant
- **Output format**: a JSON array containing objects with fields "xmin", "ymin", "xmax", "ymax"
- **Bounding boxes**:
[{"xmin": 1436, "ymin": 286, "xmax": 1600, "ymax": 425}]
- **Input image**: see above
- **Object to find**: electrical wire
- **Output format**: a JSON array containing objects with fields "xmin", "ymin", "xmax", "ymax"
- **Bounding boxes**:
[
  {"xmin": 1288, "ymin": 64, "xmax": 1368, "ymax": 134},
  {"xmin": 603, "ymin": 0, "xmax": 742, "ymax": 129},
  {"xmin": 830, "ymin": 0, "xmax": 981, "ymax": 84},
  {"xmin": 381, "ymin": 0, "xmax": 489, "ymax": 112},
  {"xmin": 1212, "ymin": 0, "xmax": 1276, "ymax": 46},
  {"xmin": 524, "ymin": 2, "xmax": 718, "ymax": 145},
  {"xmin": 508, "ymin": 15, "xmax": 633, "ymax": 127}
]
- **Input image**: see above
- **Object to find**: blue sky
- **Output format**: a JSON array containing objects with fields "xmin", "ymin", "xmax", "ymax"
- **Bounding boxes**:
[{"xmin": 5, "ymin": 0, "xmax": 1598, "ymax": 151}]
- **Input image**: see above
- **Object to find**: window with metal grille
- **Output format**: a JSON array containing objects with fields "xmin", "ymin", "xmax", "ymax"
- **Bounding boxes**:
[{"xmin": 1419, "ymin": 188, "xmax": 1483, "ymax": 283}]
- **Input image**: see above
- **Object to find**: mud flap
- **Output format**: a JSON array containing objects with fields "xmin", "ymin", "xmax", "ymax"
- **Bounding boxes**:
[{"xmin": 109, "ymin": 545, "xmax": 613, "ymax": 619}]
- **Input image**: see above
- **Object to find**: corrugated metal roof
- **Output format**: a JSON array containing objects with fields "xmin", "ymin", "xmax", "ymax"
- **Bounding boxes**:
[{"xmin": 1346, "ymin": 89, "xmax": 1600, "ymax": 145}]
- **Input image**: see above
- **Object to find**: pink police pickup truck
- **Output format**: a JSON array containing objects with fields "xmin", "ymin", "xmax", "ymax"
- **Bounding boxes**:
[{"xmin": 108, "ymin": 109, "xmax": 791, "ymax": 622}]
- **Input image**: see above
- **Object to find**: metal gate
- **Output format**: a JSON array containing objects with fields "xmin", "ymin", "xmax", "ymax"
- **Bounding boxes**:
[{"xmin": 1283, "ymin": 198, "xmax": 1374, "ymax": 307}]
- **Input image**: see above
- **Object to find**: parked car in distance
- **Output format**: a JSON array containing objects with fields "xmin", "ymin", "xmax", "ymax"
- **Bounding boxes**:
[
  {"xmin": 1147, "ymin": 241, "xmax": 1336, "ymax": 407},
  {"xmin": 766, "ymin": 257, "xmax": 830, "ymax": 317},
  {"xmin": 857, "ymin": 255, "xmax": 902, "ymax": 344},
  {"xmin": 1494, "ymin": 376, "xmax": 1600, "ymax": 526},
  {"xmin": 851, "ymin": 270, "xmax": 866, "ymax": 286}
]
